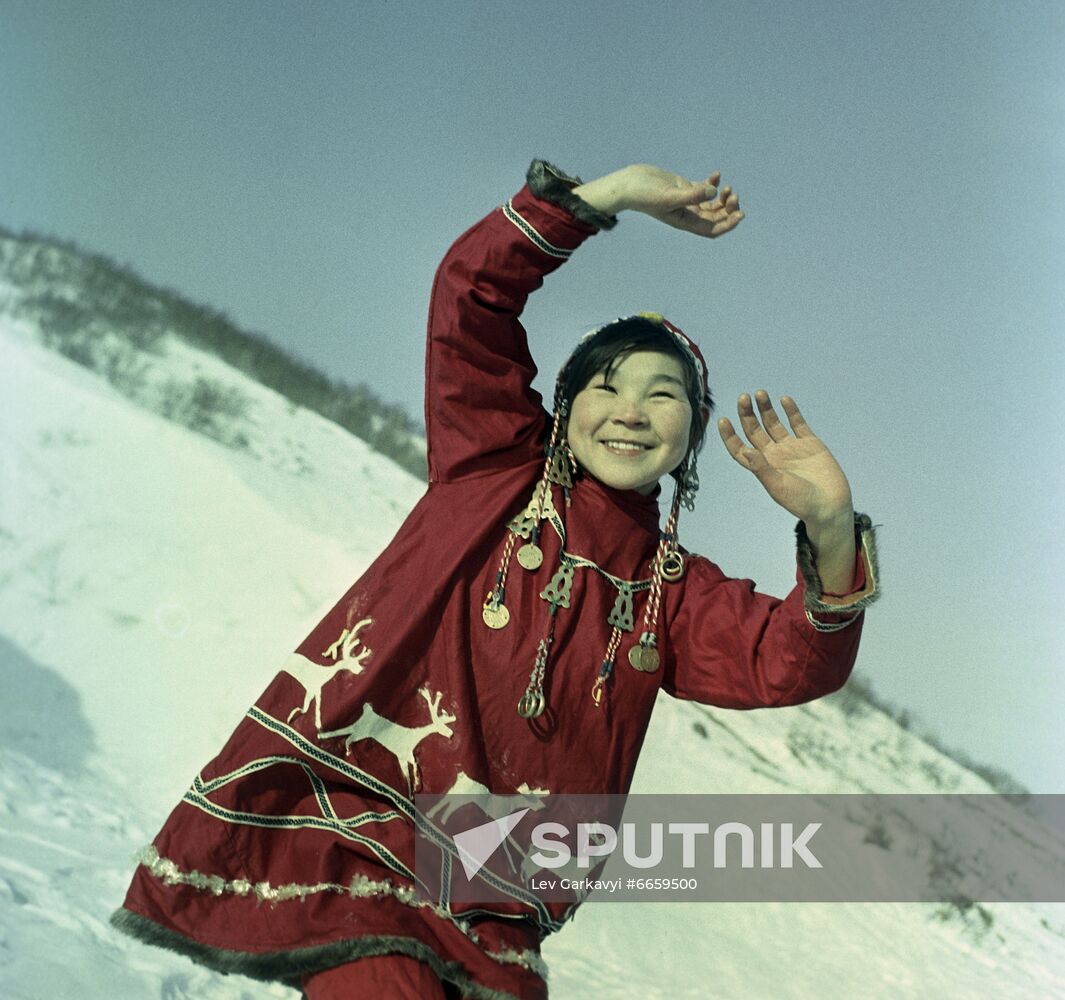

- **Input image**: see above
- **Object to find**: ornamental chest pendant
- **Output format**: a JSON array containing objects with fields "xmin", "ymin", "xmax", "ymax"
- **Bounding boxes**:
[
  {"xmin": 628, "ymin": 645, "xmax": 660, "ymax": 672},
  {"xmin": 628, "ymin": 632, "xmax": 660, "ymax": 672},
  {"xmin": 482, "ymin": 599, "xmax": 510, "ymax": 630},
  {"xmin": 540, "ymin": 560, "xmax": 574, "ymax": 610},
  {"xmin": 660, "ymin": 551, "xmax": 685, "ymax": 582},
  {"xmin": 517, "ymin": 543, "xmax": 544, "ymax": 571},
  {"xmin": 518, "ymin": 688, "xmax": 546, "ymax": 719}
]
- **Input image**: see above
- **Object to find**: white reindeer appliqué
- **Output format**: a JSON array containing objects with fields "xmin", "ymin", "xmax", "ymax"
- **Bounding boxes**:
[
  {"xmin": 318, "ymin": 687, "xmax": 457, "ymax": 796},
  {"xmin": 283, "ymin": 618, "xmax": 373, "ymax": 729},
  {"xmin": 426, "ymin": 771, "xmax": 550, "ymax": 873}
]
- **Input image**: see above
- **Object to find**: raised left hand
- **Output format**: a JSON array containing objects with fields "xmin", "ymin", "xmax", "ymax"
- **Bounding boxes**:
[
  {"xmin": 718, "ymin": 391, "xmax": 853, "ymax": 527},
  {"xmin": 572, "ymin": 164, "xmax": 744, "ymax": 238}
]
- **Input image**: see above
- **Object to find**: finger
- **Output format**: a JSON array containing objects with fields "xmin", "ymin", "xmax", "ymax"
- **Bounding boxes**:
[
  {"xmin": 675, "ymin": 194, "xmax": 744, "ymax": 237},
  {"xmin": 697, "ymin": 184, "xmax": 721, "ymax": 209},
  {"xmin": 736, "ymin": 393, "xmax": 773, "ymax": 449},
  {"xmin": 717, "ymin": 418, "xmax": 763, "ymax": 471},
  {"xmin": 692, "ymin": 175, "xmax": 720, "ymax": 209},
  {"xmin": 717, "ymin": 416, "xmax": 742, "ymax": 454},
  {"xmin": 701, "ymin": 189, "xmax": 743, "ymax": 230},
  {"xmin": 708, "ymin": 210, "xmax": 745, "ymax": 237},
  {"xmin": 670, "ymin": 178, "xmax": 722, "ymax": 211},
  {"xmin": 683, "ymin": 178, "xmax": 719, "ymax": 206},
  {"xmin": 754, "ymin": 389, "xmax": 789, "ymax": 442},
  {"xmin": 780, "ymin": 396, "xmax": 815, "ymax": 438},
  {"xmin": 702, "ymin": 200, "xmax": 732, "ymax": 223}
]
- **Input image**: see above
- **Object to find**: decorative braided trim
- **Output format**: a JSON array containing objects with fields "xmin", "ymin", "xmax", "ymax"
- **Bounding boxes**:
[
  {"xmin": 803, "ymin": 608, "xmax": 861, "ymax": 633},
  {"xmin": 526, "ymin": 159, "xmax": 618, "ymax": 231},
  {"xmin": 110, "ymin": 907, "xmax": 544, "ymax": 997},
  {"xmin": 509, "ymin": 483, "xmax": 652, "ymax": 592},
  {"xmin": 562, "ymin": 549, "xmax": 652, "ymax": 592},
  {"xmin": 502, "ymin": 200, "xmax": 572, "ymax": 259},
  {"xmin": 127, "ymin": 846, "xmax": 548, "ymax": 980},
  {"xmin": 182, "ymin": 783, "xmax": 416, "ymax": 885},
  {"xmin": 192, "ymin": 710, "xmax": 561, "ymax": 932}
]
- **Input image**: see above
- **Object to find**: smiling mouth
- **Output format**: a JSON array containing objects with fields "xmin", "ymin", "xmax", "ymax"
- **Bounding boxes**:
[{"xmin": 600, "ymin": 440, "xmax": 652, "ymax": 454}]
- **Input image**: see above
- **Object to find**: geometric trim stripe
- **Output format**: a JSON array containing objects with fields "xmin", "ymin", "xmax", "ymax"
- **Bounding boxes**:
[
  {"xmin": 206, "ymin": 706, "xmax": 565, "ymax": 933},
  {"xmin": 502, "ymin": 201, "xmax": 572, "ymax": 259},
  {"xmin": 247, "ymin": 705, "xmax": 416, "ymax": 819},
  {"xmin": 191, "ymin": 754, "xmax": 404, "ymax": 828},
  {"xmin": 181, "ymin": 786, "xmax": 418, "ymax": 886}
]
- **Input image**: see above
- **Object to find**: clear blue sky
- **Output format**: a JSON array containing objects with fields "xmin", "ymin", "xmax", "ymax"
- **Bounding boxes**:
[{"xmin": 3, "ymin": 1, "xmax": 1062, "ymax": 791}]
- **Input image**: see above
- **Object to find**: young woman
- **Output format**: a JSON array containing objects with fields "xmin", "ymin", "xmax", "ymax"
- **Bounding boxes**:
[{"xmin": 112, "ymin": 159, "xmax": 877, "ymax": 999}]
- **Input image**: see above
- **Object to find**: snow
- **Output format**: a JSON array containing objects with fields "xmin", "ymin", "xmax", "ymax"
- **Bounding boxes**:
[{"xmin": 2, "ymin": 316, "xmax": 1064, "ymax": 999}]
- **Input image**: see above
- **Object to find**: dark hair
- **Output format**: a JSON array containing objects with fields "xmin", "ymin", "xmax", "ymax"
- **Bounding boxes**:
[{"xmin": 557, "ymin": 317, "xmax": 713, "ymax": 464}]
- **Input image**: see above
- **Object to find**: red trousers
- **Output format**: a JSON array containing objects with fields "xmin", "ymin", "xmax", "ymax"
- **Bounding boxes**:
[{"xmin": 302, "ymin": 954, "xmax": 463, "ymax": 999}]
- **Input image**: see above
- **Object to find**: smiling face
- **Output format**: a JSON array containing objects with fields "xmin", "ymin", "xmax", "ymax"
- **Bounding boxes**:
[{"xmin": 566, "ymin": 350, "xmax": 694, "ymax": 495}]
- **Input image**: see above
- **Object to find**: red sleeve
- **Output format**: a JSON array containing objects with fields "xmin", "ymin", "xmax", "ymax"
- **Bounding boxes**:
[
  {"xmin": 424, "ymin": 175, "xmax": 606, "ymax": 484},
  {"xmin": 661, "ymin": 556, "xmax": 864, "ymax": 708}
]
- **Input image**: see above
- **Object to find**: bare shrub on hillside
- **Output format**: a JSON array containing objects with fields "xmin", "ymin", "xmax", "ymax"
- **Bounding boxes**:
[
  {"xmin": 825, "ymin": 672, "xmax": 1029, "ymax": 796},
  {"xmin": 158, "ymin": 376, "xmax": 252, "ymax": 450},
  {"xmin": 1, "ymin": 225, "xmax": 426, "ymax": 477},
  {"xmin": 102, "ymin": 344, "xmax": 151, "ymax": 397}
]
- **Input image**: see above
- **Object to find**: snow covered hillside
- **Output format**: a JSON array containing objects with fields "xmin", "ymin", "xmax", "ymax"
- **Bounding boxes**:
[{"xmin": 2, "ymin": 267, "xmax": 1064, "ymax": 999}]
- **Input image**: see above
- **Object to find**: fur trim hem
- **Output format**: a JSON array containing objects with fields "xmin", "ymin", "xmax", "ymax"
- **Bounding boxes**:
[
  {"xmin": 796, "ymin": 512, "xmax": 881, "ymax": 614},
  {"xmin": 110, "ymin": 908, "xmax": 538, "ymax": 999},
  {"xmin": 526, "ymin": 159, "xmax": 619, "ymax": 230}
]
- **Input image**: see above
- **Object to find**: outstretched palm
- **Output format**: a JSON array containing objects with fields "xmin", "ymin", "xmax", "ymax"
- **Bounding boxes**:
[
  {"xmin": 718, "ymin": 391, "xmax": 853, "ymax": 524},
  {"xmin": 619, "ymin": 165, "xmax": 744, "ymax": 238}
]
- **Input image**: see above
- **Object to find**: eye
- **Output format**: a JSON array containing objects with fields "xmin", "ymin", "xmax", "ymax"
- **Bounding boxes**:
[
  {"xmin": 593, "ymin": 383, "xmax": 617, "ymax": 393},
  {"xmin": 651, "ymin": 390, "xmax": 677, "ymax": 399}
]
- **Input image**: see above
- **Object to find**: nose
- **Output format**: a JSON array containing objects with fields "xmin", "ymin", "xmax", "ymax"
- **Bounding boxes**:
[{"xmin": 610, "ymin": 395, "xmax": 649, "ymax": 426}]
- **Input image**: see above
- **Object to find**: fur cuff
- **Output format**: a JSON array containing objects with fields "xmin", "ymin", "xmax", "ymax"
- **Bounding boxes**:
[
  {"xmin": 796, "ymin": 512, "xmax": 880, "ymax": 614},
  {"xmin": 526, "ymin": 159, "xmax": 618, "ymax": 231}
]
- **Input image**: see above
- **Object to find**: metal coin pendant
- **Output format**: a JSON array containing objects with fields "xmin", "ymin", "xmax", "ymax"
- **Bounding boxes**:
[
  {"xmin": 482, "ymin": 602, "xmax": 511, "ymax": 630},
  {"xmin": 517, "ymin": 543, "xmax": 544, "ymax": 571},
  {"xmin": 628, "ymin": 645, "xmax": 661, "ymax": 673},
  {"xmin": 627, "ymin": 645, "xmax": 646, "ymax": 671}
]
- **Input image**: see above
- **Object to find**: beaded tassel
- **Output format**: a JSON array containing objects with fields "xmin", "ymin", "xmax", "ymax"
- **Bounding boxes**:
[
  {"xmin": 518, "ymin": 396, "xmax": 570, "ymax": 572},
  {"xmin": 591, "ymin": 625, "xmax": 624, "ymax": 707},
  {"xmin": 627, "ymin": 475, "xmax": 686, "ymax": 674},
  {"xmin": 484, "ymin": 399, "xmax": 568, "ymax": 633},
  {"xmin": 509, "ymin": 395, "xmax": 576, "ymax": 719},
  {"xmin": 481, "ymin": 534, "xmax": 518, "ymax": 630},
  {"xmin": 518, "ymin": 606, "xmax": 558, "ymax": 718}
]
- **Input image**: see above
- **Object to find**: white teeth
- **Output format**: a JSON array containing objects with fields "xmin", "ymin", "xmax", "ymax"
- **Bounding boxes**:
[{"xmin": 603, "ymin": 441, "xmax": 646, "ymax": 452}]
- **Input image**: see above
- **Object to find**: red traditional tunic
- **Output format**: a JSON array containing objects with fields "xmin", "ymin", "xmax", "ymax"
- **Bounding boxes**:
[{"xmin": 112, "ymin": 162, "xmax": 873, "ymax": 999}]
